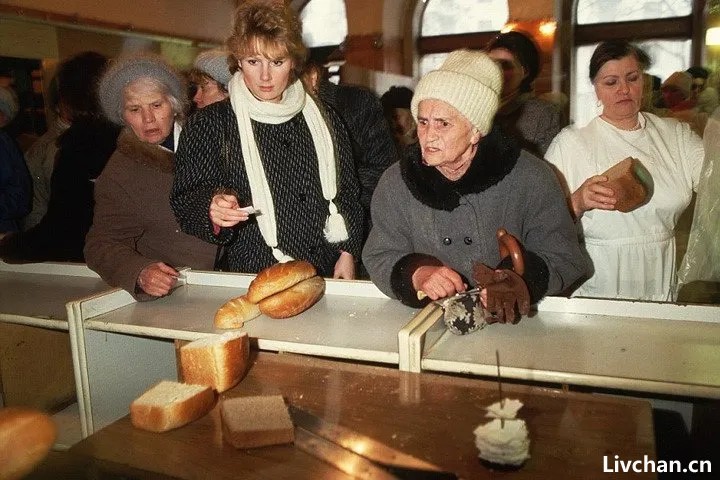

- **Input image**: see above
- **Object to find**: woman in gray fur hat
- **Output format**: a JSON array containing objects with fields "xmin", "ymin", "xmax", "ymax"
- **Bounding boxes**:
[
  {"xmin": 190, "ymin": 47, "xmax": 232, "ymax": 109},
  {"xmin": 85, "ymin": 52, "xmax": 215, "ymax": 300}
]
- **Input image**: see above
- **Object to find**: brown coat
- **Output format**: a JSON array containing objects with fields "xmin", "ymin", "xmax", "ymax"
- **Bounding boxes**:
[{"xmin": 85, "ymin": 128, "xmax": 216, "ymax": 300}]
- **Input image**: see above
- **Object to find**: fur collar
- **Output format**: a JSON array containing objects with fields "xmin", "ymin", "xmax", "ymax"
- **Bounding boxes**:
[
  {"xmin": 116, "ymin": 128, "xmax": 174, "ymax": 173},
  {"xmin": 400, "ymin": 125, "xmax": 521, "ymax": 211}
]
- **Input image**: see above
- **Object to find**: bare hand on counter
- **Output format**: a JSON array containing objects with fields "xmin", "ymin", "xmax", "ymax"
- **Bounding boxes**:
[
  {"xmin": 137, "ymin": 262, "xmax": 179, "ymax": 297},
  {"xmin": 333, "ymin": 250, "xmax": 355, "ymax": 279},
  {"xmin": 209, "ymin": 193, "xmax": 251, "ymax": 229},
  {"xmin": 412, "ymin": 265, "xmax": 467, "ymax": 300},
  {"xmin": 474, "ymin": 264, "xmax": 530, "ymax": 324},
  {"xmin": 571, "ymin": 175, "xmax": 616, "ymax": 218}
]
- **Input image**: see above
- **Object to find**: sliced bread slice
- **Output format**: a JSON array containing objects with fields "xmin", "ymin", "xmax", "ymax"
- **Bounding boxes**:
[
  {"xmin": 180, "ymin": 331, "xmax": 250, "ymax": 393},
  {"xmin": 220, "ymin": 395, "xmax": 295, "ymax": 448},
  {"xmin": 130, "ymin": 380, "xmax": 215, "ymax": 432}
]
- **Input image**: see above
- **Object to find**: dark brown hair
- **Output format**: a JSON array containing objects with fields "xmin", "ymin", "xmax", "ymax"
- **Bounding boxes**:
[
  {"xmin": 486, "ymin": 31, "xmax": 540, "ymax": 93},
  {"xmin": 226, "ymin": 0, "xmax": 307, "ymax": 83},
  {"xmin": 589, "ymin": 41, "xmax": 651, "ymax": 82},
  {"xmin": 57, "ymin": 51, "xmax": 108, "ymax": 120}
]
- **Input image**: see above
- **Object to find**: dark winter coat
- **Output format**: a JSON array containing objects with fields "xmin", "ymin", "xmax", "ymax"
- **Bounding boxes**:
[
  {"xmin": 171, "ymin": 99, "xmax": 363, "ymax": 277},
  {"xmin": 0, "ymin": 116, "xmax": 119, "ymax": 261},
  {"xmin": 362, "ymin": 126, "xmax": 588, "ymax": 308},
  {"xmin": 0, "ymin": 130, "xmax": 31, "ymax": 233}
]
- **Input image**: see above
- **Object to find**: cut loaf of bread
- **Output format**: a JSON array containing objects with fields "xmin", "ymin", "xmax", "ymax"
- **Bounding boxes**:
[
  {"xmin": 130, "ymin": 381, "xmax": 215, "ymax": 433},
  {"xmin": 258, "ymin": 275, "xmax": 326, "ymax": 319},
  {"xmin": 246, "ymin": 260, "xmax": 317, "ymax": 303},
  {"xmin": 601, "ymin": 157, "xmax": 652, "ymax": 213},
  {"xmin": 220, "ymin": 395, "xmax": 295, "ymax": 449},
  {"xmin": 214, "ymin": 295, "xmax": 260, "ymax": 329},
  {"xmin": 0, "ymin": 407, "xmax": 57, "ymax": 480},
  {"xmin": 180, "ymin": 331, "xmax": 249, "ymax": 393}
]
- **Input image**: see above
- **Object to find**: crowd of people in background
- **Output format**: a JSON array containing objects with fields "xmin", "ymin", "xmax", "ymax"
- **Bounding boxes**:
[{"xmin": 0, "ymin": 0, "xmax": 717, "ymax": 311}]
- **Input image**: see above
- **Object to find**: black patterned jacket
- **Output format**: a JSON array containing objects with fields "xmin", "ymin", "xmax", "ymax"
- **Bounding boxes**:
[{"xmin": 171, "ymin": 99, "xmax": 363, "ymax": 277}]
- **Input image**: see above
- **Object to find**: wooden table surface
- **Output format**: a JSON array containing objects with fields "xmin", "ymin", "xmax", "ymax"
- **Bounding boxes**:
[{"xmin": 69, "ymin": 352, "xmax": 656, "ymax": 479}]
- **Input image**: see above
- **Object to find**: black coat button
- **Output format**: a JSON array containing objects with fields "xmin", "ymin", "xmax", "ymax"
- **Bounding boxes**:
[
  {"xmin": 464, "ymin": 237, "xmax": 472, "ymax": 245},
  {"xmin": 442, "ymin": 237, "xmax": 452, "ymax": 245}
]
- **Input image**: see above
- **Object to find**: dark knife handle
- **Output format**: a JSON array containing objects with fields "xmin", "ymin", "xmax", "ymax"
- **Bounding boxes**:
[{"xmin": 379, "ymin": 462, "xmax": 459, "ymax": 480}]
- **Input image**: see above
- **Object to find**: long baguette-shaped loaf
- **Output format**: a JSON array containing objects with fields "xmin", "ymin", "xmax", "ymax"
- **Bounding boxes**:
[
  {"xmin": 258, "ymin": 275, "xmax": 325, "ymax": 319},
  {"xmin": 246, "ymin": 260, "xmax": 317, "ymax": 303},
  {"xmin": 0, "ymin": 407, "xmax": 56, "ymax": 480},
  {"xmin": 214, "ymin": 295, "xmax": 260, "ymax": 329},
  {"xmin": 180, "ymin": 332, "xmax": 250, "ymax": 393},
  {"xmin": 130, "ymin": 381, "xmax": 215, "ymax": 432}
]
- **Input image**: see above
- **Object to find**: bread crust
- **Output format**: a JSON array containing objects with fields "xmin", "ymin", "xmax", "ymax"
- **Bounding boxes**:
[
  {"xmin": 246, "ymin": 260, "xmax": 317, "ymax": 303},
  {"xmin": 130, "ymin": 381, "xmax": 215, "ymax": 433},
  {"xmin": 258, "ymin": 276, "xmax": 325, "ymax": 319},
  {"xmin": 214, "ymin": 295, "xmax": 260, "ymax": 329},
  {"xmin": 602, "ymin": 157, "xmax": 649, "ymax": 213},
  {"xmin": 0, "ymin": 407, "xmax": 56, "ymax": 480},
  {"xmin": 180, "ymin": 332, "xmax": 250, "ymax": 393}
]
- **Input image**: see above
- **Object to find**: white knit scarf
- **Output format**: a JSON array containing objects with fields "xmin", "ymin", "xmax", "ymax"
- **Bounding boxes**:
[{"xmin": 228, "ymin": 71, "xmax": 348, "ymax": 263}]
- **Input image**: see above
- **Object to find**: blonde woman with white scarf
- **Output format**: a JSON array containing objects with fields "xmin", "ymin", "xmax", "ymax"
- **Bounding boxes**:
[{"xmin": 171, "ymin": 0, "xmax": 362, "ymax": 279}]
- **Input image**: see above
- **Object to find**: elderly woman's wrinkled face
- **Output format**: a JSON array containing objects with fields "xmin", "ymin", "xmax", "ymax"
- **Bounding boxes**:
[
  {"xmin": 239, "ymin": 53, "xmax": 294, "ymax": 103},
  {"xmin": 488, "ymin": 48, "xmax": 525, "ymax": 98},
  {"xmin": 417, "ymin": 99, "xmax": 481, "ymax": 181},
  {"xmin": 122, "ymin": 78, "xmax": 174, "ymax": 145},
  {"xmin": 594, "ymin": 55, "xmax": 644, "ymax": 123}
]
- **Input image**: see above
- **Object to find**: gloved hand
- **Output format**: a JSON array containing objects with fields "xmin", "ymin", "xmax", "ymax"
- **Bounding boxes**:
[{"xmin": 473, "ymin": 263, "xmax": 530, "ymax": 324}]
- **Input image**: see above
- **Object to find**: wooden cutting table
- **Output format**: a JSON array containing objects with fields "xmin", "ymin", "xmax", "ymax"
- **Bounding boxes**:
[{"xmin": 68, "ymin": 352, "xmax": 656, "ymax": 480}]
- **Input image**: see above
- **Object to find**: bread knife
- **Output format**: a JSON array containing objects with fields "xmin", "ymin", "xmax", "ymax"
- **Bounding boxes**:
[{"xmin": 289, "ymin": 405, "xmax": 459, "ymax": 479}]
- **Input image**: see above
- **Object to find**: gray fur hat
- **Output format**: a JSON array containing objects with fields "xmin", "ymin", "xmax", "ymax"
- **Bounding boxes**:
[
  {"xmin": 194, "ymin": 48, "xmax": 232, "ymax": 87},
  {"xmin": 98, "ymin": 52, "xmax": 185, "ymax": 124}
]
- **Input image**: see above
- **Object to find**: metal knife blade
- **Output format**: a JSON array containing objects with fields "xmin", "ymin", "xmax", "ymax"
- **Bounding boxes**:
[{"xmin": 289, "ymin": 405, "xmax": 459, "ymax": 479}]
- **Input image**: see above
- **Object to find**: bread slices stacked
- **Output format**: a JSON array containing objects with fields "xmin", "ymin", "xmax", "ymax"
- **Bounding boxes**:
[
  {"xmin": 130, "ymin": 332, "xmax": 250, "ymax": 432},
  {"xmin": 214, "ymin": 261, "xmax": 326, "ymax": 328}
]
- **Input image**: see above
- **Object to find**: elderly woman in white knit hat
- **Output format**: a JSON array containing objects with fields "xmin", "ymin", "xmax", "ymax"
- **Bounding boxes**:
[
  {"xmin": 85, "ymin": 53, "xmax": 215, "ymax": 300},
  {"xmin": 190, "ymin": 47, "xmax": 232, "ymax": 109},
  {"xmin": 363, "ymin": 49, "xmax": 586, "ymax": 326},
  {"xmin": 171, "ymin": 0, "xmax": 363, "ymax": 279}
]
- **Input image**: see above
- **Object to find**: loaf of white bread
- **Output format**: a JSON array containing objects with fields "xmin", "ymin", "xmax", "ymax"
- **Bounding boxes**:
[
  {"xmin": 0, "ymin": 407, "xmax": 57, "ymax": 480},
  {"xmin": 220, "ymin": 395, "xmax": 295, "ymax": 448},
  {"xmin": 215, "ymin": 260, "xmax": 326, "ymax": 323},
  {"xmin": 214, "ymin": 295, "xmax": 260, "ymax": 329},
  {"xmin": 130, "ymin": 381, "xmax": 215, "ymax": 433},
  {"xmin": 180, "ymin": 331, "xmax": 250, "ymax": 393}
]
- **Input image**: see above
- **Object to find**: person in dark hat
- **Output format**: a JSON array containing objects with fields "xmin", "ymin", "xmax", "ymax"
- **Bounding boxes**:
[
  {"xmin": 0, "ymin": 52, "xmax": 120, "ymax": 260},
  {"xmin": 363, "ymin": 49, "xmax": 586, "ymax": 323},
  {"xmin": 380, "ymin": 85, "xmax": 417, "ymax": 155},
  {"xmin": 486, "ymin": 31, "xmax": 563, "ymax": 156}
]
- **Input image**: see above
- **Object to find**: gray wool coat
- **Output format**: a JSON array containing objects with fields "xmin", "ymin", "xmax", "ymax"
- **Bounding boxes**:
[{"xmin": 362, "ymin": 126, "xmax": 588, "ymax": 308}]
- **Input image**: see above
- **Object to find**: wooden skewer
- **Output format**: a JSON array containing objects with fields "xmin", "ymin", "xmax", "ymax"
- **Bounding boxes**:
[{"xmin": 496, "ymin": 349, "xmax": 504, "ymax": 428}]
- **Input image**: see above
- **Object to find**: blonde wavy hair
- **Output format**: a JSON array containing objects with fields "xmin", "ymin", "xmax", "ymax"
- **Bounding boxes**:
[{"xmin": 227, "ymin": 0, "xmax": 308, "ymax": 83}]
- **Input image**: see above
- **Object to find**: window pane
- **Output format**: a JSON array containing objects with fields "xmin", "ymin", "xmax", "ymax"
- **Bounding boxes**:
[
  {"xmin": 419, "ymin": 53, "xmax": 449, "ymax": 77},
  {"xmin": 577, "ymin": 0, "xmax": 691, "ymax": 24},
  {"xmin": 300, "ymin": 0, "xmax": 348, "ymax": 48},
  {"xmin": 571, "ymin": 40, "xmax": 691, "ymax": 128},
  {"xmin": 421, "ymin": 0, "xmax": 509, "ymax": 36}
]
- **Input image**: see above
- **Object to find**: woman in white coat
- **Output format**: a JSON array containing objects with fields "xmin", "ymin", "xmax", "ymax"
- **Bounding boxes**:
[{"xmin": 545, "ymin": 41, "xmax": 705, "ymax": 301}]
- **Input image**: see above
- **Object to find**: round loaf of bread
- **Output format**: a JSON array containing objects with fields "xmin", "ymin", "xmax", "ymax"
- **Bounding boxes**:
[
  {"xmin": 214, "ymin": 295, "xmax": 261, "ymax": 329},
  {"xmin": 0, "ymin": 407, "xmax": 57, "ymax": 480},
  {"xmin": 247, "ymin": 260, "xmax": 317, "ymax": 303},
  {"xmin": 258, "ymin": 275, "xmax": 326, "ymax": 319}
]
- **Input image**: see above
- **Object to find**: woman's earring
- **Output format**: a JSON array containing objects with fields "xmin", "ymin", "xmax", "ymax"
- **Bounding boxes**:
[{"xmin": 596, "ymin": 99, "xmax": 602, "ymax": 108}]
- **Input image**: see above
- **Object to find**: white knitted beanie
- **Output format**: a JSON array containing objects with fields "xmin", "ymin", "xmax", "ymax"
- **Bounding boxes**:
[
  {"xmin": 411, "ymin": 49, "xmax": 502, "ymax": 135},
  {"xmin": 194, "ymin": 48, "xmax": 232, "ymax": 88},
  {"xmin": 662, "ymin": 71, "xmax": 693, "ymax": 99}
]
